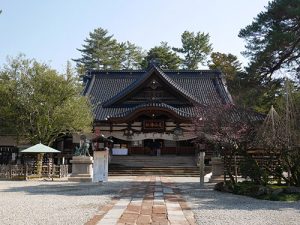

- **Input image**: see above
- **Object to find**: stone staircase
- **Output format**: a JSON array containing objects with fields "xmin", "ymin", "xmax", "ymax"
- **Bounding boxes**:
[{"xmin": 108, "ymin": 155, "xmax": 211, "ymax": 177}]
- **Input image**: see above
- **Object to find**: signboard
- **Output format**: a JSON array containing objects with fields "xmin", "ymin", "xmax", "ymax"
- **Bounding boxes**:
[{"xmin": 143, "ymin": 120, "xmax": 164, "ymax": 131}]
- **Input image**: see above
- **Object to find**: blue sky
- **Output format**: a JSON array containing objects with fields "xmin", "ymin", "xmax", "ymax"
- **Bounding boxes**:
[{"xmin": 0, "ymin": 0, "xmax": 270, "ymax": 72}]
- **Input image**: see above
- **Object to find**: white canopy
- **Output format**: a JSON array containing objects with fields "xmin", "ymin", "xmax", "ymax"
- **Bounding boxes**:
[{"xmin": 20, "ymin": 143, "xmax": 60, "ymax": 153}]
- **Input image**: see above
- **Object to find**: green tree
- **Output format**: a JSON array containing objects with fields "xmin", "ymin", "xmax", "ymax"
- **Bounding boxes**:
[
  {"xmin": 239, "ymin": 0, "xmax": 300, "ymax": 81},
  {"xmin": 73, "ymin": 28, "xmax": 124, "ymax": 71},
  {"xmin": 121, "ymin": 41, "xmax": 145, "ymax": 69},
  {"xmin": 237, "ymin": 0, "xmax": 299, "ymax": 112},
  {"xmin": 0, "ymin": 55, "xmax": 93, "ymax": 146},
  {"xmin": 209, "ymin": 52, "xmax": 242, "ymax": 81},
  {"xmin": 208, "ymin": 52, "xmax": 251, "ymax": 107},
  {"xmin": 208, "ymin": 51, "xmax": 281, "ymax": 112},
  {"xmin": 0, "ymin": 63, "xmax": 18, "ymax": 135},
  {"xmin": 174, "ymin": 31, "xmax": 213, "ymax": 69},
  {"xmin": 142, "ymin": 42, "xmax": 181, "ymax": 69}
]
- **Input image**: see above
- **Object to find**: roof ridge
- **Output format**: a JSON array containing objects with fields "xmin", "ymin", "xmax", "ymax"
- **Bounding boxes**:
[
  {"xmin": 88, "ymin": 69, "xmax": 221, "ymax": 73},
  {"xmin": 153, "ymin": 66, "xmax": 200, "ymax": 102}
]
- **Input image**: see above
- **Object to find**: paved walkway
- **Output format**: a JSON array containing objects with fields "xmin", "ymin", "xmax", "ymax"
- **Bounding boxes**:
[{"xmin": 86, "ymin": 176, "xmax": 196, "ymax": 225}]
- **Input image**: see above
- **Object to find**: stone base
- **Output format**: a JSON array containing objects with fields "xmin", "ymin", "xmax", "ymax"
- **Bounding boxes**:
[
  {"xmin": 68, "ymin": 174, "xmax": 93, "ymax": 182},
  {"xmin": 209, "ymin": 175, "xmax": 224, "ymax": 183},
  {"xmin": 209, "ymin": 157, "xmax": 224, "ymax": 183},
  {"xmin": 68, "ymin": 156, "xmax": 93, "ymax": 182}
]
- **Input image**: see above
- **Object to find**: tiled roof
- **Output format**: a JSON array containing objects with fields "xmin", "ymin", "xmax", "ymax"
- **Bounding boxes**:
[
  {"xmin": 111, "ymin": 102, "xmax": 193, "ymax": 119},
  {"xmin": 102, "ymin": 66, "xmax": 200, "ymax": 107},
  {"xmin": 84, "ymin": 66, "xmax": 234, "ymax": 121}
]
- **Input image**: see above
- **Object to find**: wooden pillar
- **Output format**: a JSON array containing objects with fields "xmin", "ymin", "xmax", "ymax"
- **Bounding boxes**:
[
  {"xmin": 48, "ymin": 163, "xmax": 51, "ymax": 178},
  {"xmin": 199, "ymin": 151, "xmax": 205, "ymax": 187},
  {"xmin": 24, "ymin": 164, "xmax": 28, "ymax": 180},
  {"xmin": 234, "ymin": 154, "xmax": 238, "ymax": 183},
  {"xmin": 9, "ymin": 164, "xmax": 12, "ymax": 179}
]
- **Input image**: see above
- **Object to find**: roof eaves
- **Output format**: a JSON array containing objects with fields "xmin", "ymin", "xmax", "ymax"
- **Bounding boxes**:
[
  {"xmin": 83, "ymin": 73, "xmax": 96, "ymax": 96},
  {"xmin": 110, "ymin": 102, "xmax": 193, "ymax": 119}
]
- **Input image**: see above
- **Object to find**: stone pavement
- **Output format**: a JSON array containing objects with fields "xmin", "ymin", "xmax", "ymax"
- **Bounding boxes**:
[{"xmin": 86, "ymin": 176, "xmax": 196, "ymax": 225}]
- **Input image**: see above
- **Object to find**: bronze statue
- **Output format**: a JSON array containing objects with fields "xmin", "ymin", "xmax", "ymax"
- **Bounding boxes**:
[{"xmin": 74, "ymin": 138, "xmax": 91, "ymax": 156}]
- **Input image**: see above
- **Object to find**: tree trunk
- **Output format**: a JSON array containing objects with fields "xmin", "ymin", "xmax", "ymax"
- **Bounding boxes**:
[{"xmin": 36, "ymin": 153, "xmax": 44, "ymax": 177}]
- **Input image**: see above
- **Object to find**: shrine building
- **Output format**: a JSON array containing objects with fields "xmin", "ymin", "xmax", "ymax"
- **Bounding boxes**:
[{"xmin": 83, "ymin": 65, "xmax": 233, "ymax": 157}]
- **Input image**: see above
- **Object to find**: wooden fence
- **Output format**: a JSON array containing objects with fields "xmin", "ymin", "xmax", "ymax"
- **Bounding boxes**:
[
  {"xmin": 0, "ymin": 164, "xmax": 69, "ymax": 180},
  {"xmin": 223, "ymin": 153, "xmax": 280, "ymax": 182}
]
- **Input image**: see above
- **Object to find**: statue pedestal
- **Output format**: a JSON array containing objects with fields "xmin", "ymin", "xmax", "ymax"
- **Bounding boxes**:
[
  {"xmin": 93, "ymin": 150, "xmax": 109, "ymax": 182},
  {"xmin": 209, "ymin": 157, "xmax": 224, "ymax": 183},
  {"xmin": 68, "ymin": 156, "xmax": 93, "ymax": 182}
]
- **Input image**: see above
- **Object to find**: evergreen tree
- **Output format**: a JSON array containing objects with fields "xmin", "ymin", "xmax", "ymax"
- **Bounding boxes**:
[
  {"xmin": 122, "ymin": 41, "xmax": 145, "ymax": 69},
  {"xmin": 142, "ymin": 42, "xmax": 181, "ymax": 69},
  {"xmin": 174, "ymin": 31, "xmax": 213, "ymax": 69},
  {"xmin": 208, "ymin": 52, "xmax": 243, "ymax": 104},
  {"xmin": 73, "ymin": 28, "xmax": 124, "ymax": 71},
  {"xmin": 239, "ymin": 0, "xmax": 300, "ymax": 81},
  {"xmin": 209, "ymin": 52, "xmax": 242, "ymax": 81}
]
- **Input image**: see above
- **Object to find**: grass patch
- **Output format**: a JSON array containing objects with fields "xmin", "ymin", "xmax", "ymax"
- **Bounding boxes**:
[
  {"xmin": 266, "ymin": 184, "xmax": 288, "ymax": 189},
  {"xmin": 216, "ymin": 181, "xmax": 300, "ymax": 202},
  {"xmin": 258, "ymin": 193, "xmax": 300, "ymax": 201}
]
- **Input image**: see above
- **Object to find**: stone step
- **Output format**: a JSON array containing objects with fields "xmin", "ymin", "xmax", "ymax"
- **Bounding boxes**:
[
  {"xmin": 108, "ymin": 155, "xmax": 204, "ymax": 176},
  {"xmin": 108, "ymin": 166, "xmax": 211, "ymax": 176},
  {"xmin": 110, "ymin": 156, "xmax": 197, "ymax": 168}
]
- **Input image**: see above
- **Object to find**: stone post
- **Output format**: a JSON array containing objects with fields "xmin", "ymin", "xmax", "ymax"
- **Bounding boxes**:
[
  {"xmin": 199, "ymin": 151, "xmax": 205, "ymax": 187},
  {"xmin": 209, "ymin": 157, "xmax": 224, "ymax": 183},
  {"xmin": 24, "ymin": 164, "xmax": 28, "ymax": 180},
  {"xmin": 93, "ymin": 149, "xmax": 109, "ymax": 182}
]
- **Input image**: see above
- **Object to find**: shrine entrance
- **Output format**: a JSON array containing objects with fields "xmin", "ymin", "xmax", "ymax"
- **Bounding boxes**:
[{"xmin": 143, "ymin": 139, "xmax": 163, "ymax": 156}]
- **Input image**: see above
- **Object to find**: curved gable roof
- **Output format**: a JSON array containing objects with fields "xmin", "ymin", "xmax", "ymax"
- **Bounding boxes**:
[
  {"xmin": 83, "ymin": 67, "xmax": 235, "ymax": 121},
  {"xmin": 102, "ymin": 66, "xmax": 199, "ymax": 107}
]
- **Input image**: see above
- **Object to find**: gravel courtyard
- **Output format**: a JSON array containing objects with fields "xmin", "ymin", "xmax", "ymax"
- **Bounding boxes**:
[
  {"xmin": 1, "ymin": 177, "xmax": 300, "ymax": 225},
  {"xmin": 0, "ymin": 178, "xmax": 132, "ymax": 225},
  {"xmin": 173, "ymin": 177, "xmax": 300, "ymax": 225}
]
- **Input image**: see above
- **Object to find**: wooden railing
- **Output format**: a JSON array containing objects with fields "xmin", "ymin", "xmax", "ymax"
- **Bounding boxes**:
[
  {"xmin": 223, "ymin": 153, "xmax": 280, "ymax": 183},
  {"xmin": 0, "ymin": 164, "xmax": 69, "ymax": 180}
]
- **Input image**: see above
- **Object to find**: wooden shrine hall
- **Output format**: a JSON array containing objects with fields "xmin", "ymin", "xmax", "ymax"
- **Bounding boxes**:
[{"xmin": 83, "ymin": 65, "xmax": 234, "ymax": 157}]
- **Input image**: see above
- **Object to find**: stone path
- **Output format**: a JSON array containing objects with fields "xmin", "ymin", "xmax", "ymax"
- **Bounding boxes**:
[{"xmin": 86, "ymin": 176, "xmax": 196, "ymax": 225}]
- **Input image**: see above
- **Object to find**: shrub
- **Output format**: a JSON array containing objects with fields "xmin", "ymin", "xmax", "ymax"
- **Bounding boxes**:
[{"xmin": 240, "ymin": 158, "xmax": 269, "ymax": 185}]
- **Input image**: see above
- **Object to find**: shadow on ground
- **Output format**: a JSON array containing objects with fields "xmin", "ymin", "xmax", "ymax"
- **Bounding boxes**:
[{"xmin": 1, "ymin": 177, "xmax": 300, "ymax": 212}]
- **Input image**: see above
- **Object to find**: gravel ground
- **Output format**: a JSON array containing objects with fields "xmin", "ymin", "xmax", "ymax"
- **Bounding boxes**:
[
  {"xmin": 1, "ymin": 176, "xmax": 300, "ymax": 225},
  {"xmin": 0, "ymin": 177, "xmax": 132, "ymax": 225},
  {"xmin": 173, "ymin": 177, "xmax": 300, "ymax": 225}
]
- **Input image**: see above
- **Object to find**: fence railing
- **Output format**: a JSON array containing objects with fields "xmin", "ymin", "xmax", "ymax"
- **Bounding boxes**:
[{"xmin": 0, "ymin": 164, "xmax": 69, "ymax": 180}]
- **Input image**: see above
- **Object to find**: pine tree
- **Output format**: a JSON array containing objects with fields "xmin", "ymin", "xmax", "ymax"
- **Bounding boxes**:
[
  {"xmin": 209, "ymin": 52, "xmax": 245, "ymax": 104},
  {"xmin": 142, "ymin": 42, "xmax": 181, "ymax": 69},
  {"xmin": 121, "ymin": 41, "xmax": 145, "ymax": 70},
  {"xmin": 173, "ymin": 31, "xmax": 213, "ymax": 69},
  {"xmin": 73, "ymin": 28, "xmax": 124, "ymax": 71},
  {"xmin": 239, "ymin": 0, "xmax": 300, "ymax": 81}
]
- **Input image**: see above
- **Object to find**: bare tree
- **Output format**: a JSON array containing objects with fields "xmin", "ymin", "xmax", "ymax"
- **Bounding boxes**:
[{"xmin": 193, "ymin": 103, "xmax": 259, "ymax": 184}]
